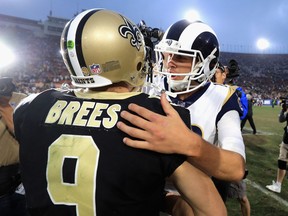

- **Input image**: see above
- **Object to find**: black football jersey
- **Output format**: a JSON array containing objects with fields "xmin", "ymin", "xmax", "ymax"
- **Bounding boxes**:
[{"xmin": 14, "ymin": 89, "xmax": 190, "ymax": 216}]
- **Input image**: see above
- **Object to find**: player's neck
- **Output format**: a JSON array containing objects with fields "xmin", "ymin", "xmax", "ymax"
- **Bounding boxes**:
[{"xmin": 178, "ymin": 92, "xmax": 194, "ymax": 101}]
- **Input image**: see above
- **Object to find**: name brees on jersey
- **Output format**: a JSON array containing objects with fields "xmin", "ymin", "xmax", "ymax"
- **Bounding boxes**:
[{"xmin": 45, "ymin": 100, "xmax": 121, "ymax": 129}]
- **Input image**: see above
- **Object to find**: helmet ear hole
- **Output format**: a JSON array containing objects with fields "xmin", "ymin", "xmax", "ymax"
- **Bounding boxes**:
[
  {"xmin": 200, "ymin": 51, "xmax": 217, "ymax": 73},
  {"xmin": 136, "ymin": 62, "xmax": 142, "ymax": 71}
]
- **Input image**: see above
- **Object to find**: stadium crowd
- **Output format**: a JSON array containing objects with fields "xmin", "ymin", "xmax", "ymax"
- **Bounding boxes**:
[
  {"xmin": 1, "ymin": 25, "xmax": 70, "ymax": 94},
  {"xmin": 220, "ymin": 52, "xmax": 288, "ymax": 103},
  {"xmin": 1, "ymin": 25, "xmax": 288, "ymax": 101}
]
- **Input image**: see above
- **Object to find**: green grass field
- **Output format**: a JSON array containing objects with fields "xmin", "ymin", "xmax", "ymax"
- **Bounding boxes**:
[{"xmin": 226, "ymin": 105, "xmax": 288, "ymax": 215}]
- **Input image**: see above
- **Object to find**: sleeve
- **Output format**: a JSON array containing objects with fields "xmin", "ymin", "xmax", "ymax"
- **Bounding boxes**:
[
  {"xmin": 216, "ymin": 90, "xmax": 243, "ymax": 123},
  {"xmin": 161, "ymin": 153, "xmax": 187, "ymax": 177},
  {"xmin": 217, "ymin": 110, "xmax": 246, "ymax": 160},
  {"xmin": 13, "ymin": 93, "xmax": 38, "ymax": 142}
]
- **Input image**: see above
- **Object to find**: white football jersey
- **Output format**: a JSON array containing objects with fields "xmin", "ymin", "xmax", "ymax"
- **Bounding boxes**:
[{"xmin": 143, "ymin": 77, "xmax": 246, "ymax": 160}]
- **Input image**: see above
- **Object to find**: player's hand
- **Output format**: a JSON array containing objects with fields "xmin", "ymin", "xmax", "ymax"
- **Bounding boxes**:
[{"xmin": 117, "ymin": 93, "xmax": 192, "ymax": 155}]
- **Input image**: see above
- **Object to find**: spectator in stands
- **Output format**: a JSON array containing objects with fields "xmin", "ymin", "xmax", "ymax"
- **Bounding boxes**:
[
  {"xmin": 266, "ymin": 99, "xmax": 288, "ymax": 193},
  {"xmin": 2, "ymin": 18, "xmax": 288, "ymax": 98}
]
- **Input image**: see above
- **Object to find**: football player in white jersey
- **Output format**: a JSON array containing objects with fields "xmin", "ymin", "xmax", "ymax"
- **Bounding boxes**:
[{"xmin": 117, "ymin": 20, "xmax": 246, "ymax": 200}]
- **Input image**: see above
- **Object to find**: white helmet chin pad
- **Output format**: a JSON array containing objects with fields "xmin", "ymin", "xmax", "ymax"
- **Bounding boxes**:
[
  {"xmin": 167, "ymin": 72, "xmax": 207, "ymax": 94},
  {"xmin": 168, "ymin": 76, "xmax": 190, "ymax": 91}
]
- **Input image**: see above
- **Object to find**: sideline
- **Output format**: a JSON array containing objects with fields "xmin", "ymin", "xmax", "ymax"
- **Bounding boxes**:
[
  {"xmin": 245, "ymin": 179, "xmax": 288, "ymax": 207},
  {"xmin": 241, "ymin": 129, "xmax": 275, "ymax": 136}
]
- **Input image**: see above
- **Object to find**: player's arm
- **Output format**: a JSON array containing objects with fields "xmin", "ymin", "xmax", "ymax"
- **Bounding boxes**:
[
  {"xmin": 170, "ymin": 161, "xmax": 227, "ymax": 216},
  {"xmin": 186, "ymin": 135, "xmax": 245, "ymax": 181},
  {"xmin": 117, "ymin": 93, "xmax": 245, "ymax": 181},
  {"xmin": 163, "ymin": 193, "xmax": 194, "ymax": 216},
  {"xmin": 188, "ymin": 109, "xmax": 246, "ymax": 181}
]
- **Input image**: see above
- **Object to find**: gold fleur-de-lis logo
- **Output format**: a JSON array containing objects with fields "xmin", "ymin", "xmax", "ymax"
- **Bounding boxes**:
[{"xmin": 119, "ymin": 16, "xmax": 143, "ymax": 51}]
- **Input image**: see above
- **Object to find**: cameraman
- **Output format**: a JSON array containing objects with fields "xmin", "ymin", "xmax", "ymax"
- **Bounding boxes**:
[
  {"xmin": 266, "ymin": 99, "xmax": 288, "ymax": 193},
  {"xmin": 0, "ymin": 77, "xmax": 29, "ymax": 215},
  {"xmin": 225, "ymin": 59, "xmax": 249, "ymax": 121}
]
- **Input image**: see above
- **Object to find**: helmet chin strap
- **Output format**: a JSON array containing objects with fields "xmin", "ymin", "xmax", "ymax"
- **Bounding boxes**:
[
  {"xmin": 168, "ymin": 76, "xmax": 190, "ymax": 91},
  {"xmin": 168, "ymin": 60, "xmax": 203, "ymax": 92},
  {"xmin": 168, "ymin": 47, "xmax": 217, "ymax": 93}
]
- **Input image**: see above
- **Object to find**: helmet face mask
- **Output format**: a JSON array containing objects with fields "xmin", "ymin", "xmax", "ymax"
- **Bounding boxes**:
[
  {"xmin": 60, "ymin": 9, "xmax": 147, "ymax": 88},
  {"xmin": 153, "ymin": 20, "xmax": 219, "ymax": 94}
]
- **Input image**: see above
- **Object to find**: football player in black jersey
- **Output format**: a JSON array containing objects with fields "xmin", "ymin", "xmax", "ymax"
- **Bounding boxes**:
[{"xmin": 14, "ymin": 9, "xmax": 226, "ymax": 216}]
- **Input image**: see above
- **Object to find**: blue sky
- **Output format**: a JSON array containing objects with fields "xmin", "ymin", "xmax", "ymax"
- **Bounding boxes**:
[{"xmin": 1, "ymin": 0, "xmax": 288, "ymax": 53}]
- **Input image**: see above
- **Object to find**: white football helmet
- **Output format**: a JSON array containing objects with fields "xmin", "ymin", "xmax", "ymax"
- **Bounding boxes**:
[
  {"xmin": 154, "ymin": 20, "xmax": 219, "ymax": 94},
  {"xmin": 60, "ymin": 9, "xmax": 147, "ymax": 88}
]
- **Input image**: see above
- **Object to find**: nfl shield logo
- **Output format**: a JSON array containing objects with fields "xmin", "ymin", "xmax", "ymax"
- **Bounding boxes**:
[{"xmin": 90, "ymin": 64, "xmax": 101, "ymax": 75}]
